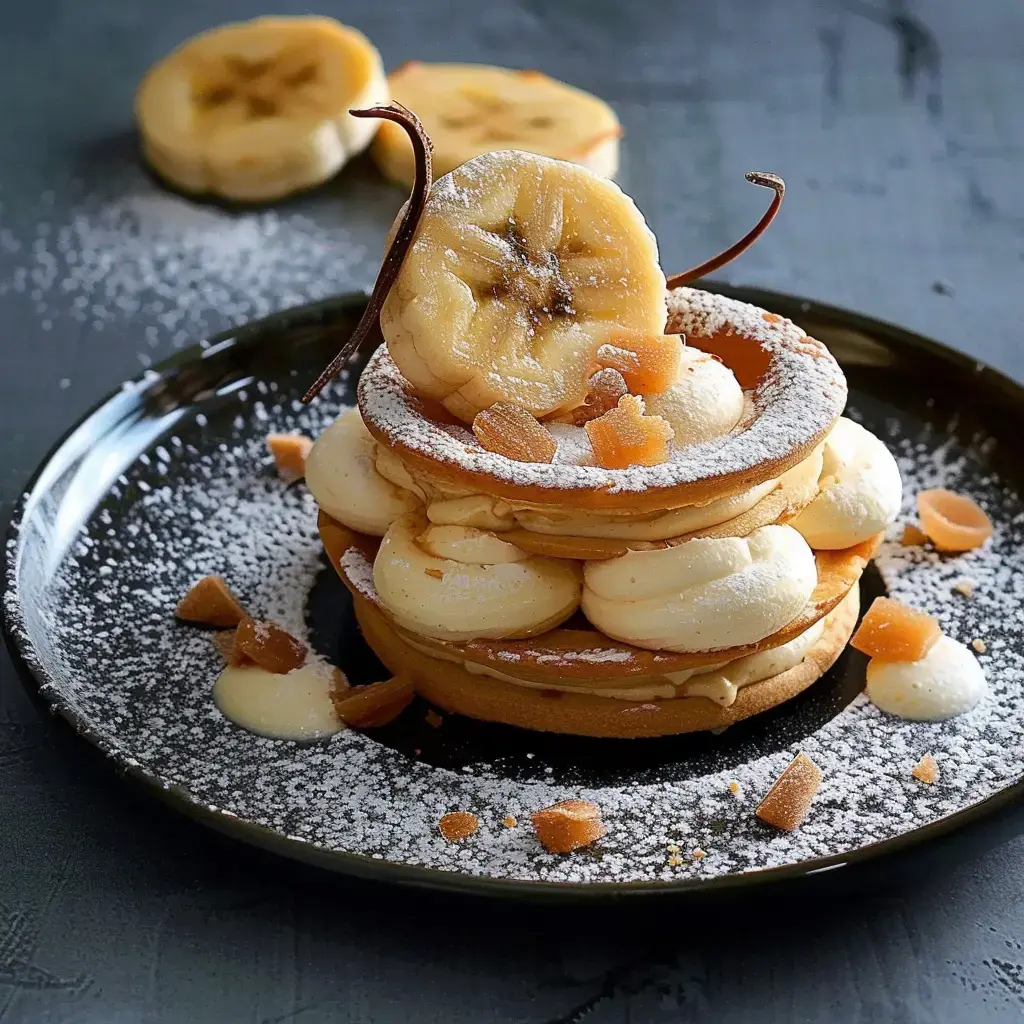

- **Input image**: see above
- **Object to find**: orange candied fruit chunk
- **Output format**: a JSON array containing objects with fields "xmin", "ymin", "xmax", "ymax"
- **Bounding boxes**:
[
  {"xmin": 331, "ymin": 675, "xmax": 415, "ymax": 728},
  {"xmin": 267, "ymin": 433, "xmax": 313, "ymax": 483},
  {"xmin": 850, "ymin": 596, "xmax": 941, "ymax": 663},
  {"xmin": 596, "ymin": 333, "xmax": 683, "ymax": 394},
  {"xmin": 571, "ymin": 368, "xmax": 628, "ymax": 425},
  {"xmin": 531, "ymin": 799, "xmax": 606, "ymax": 854},
  {"xmin": 175, "ymin": 575, "xmax": 247, "ymax": 628},
  {"xmin": 438, "ymin": 811, "xmax": 479, "ymax": 843},
  {"xmin": 917, "ymin": 488, "xmax": 992, "ymax": 552},
  {"xmin": 472, "ymin": 402, "xmax": 557, "ymax": 463},
  {"xmin": 234, "ymin": 616, "xmax": 307, "ymax": 674},
  {"xmin": 585, "ymin": 394, "xmax": 674, "ymax": 469}
]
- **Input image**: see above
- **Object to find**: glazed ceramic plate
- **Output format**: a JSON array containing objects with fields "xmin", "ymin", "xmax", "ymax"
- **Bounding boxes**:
[{"xmin": 5, "ymin": 286, "xmax": 1024, "ymax": 899}]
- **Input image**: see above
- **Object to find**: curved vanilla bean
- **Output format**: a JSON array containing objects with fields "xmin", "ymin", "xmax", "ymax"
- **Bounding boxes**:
[
  {"xmin": 302, "ymin": 102, "xmax": 433, "ymax": 404},
  {"xmin": 665, "ymin": 172, "xmax": 785, "ymax": 289}
]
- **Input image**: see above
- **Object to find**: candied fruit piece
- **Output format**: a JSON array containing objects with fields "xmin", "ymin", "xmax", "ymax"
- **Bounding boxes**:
[
  {"xmin": 917, "ymin": 488, "xmax": 992, "ymax": 552},
  {"xmin": 473, "ymin": 402, "xmax": 556, "ymax": 463},
  {"xmin": 571, "ymin": 368, "xmax": 628, "ymax": 425},
  {"xmin": 900, "ymin": 523, "xmax": 929, "ymax": 547},
  {"xmin": 266, "ymin": 433, "xmax": 313, "ymax": 483},
  {"xmin": 755, "ymin": 752, "xmax": 822, "ymax": 831},
  {"xmin": 912, "ymin": 752, "xmax": 938, "ymax": 784},
  {"xmin": 596, "ymin": 333, "xmax": 682, "ymax": 394},
  {"xmin": 332, "ymin": 675, "xmax": 415, "ymax": 728},
  {"xmin": 585, "ymin": 394, "xmax": 674, "ymax": 469},
  {"xmin": 850, "ymin": 596, "xmax": 941, "ymax": 662},
  {"xmin": 438, "ymin": 811, "xmax": 479, "ymax": 842},
  {"xmin": 175, "ymin": 575, "xmax": 247, "ymax": 628},
  {"xmin": 531, "ymin": 799, "xmax": 606, "ymax": 854},
  {"xmin": 234, "ymin": 616, "xmax": 307, "ymax": 674}
]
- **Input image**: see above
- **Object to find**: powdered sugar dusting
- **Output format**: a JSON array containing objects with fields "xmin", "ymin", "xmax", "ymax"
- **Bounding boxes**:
[
  {"xmin": 0, "ymin": 186, "xmax": 375, "ymax": 351},
  {"xmin": 6, "ymin": 367, "xmax": 1024, "ymax": 887},
  {"xmin": 360, "ymin": 288, "xmax": 846, "ymax": 499}
]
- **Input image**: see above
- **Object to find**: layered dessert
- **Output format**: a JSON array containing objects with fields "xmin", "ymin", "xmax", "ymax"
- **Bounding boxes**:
[{"xmin": 303, "ymin": 105, "xmax": 903, "ymax": 738}]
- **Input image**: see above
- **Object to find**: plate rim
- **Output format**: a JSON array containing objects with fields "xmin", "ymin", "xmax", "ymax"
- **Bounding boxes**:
[{"xmin": 4, "ymin": 283, "xmax": 1024, "ymax": 901}]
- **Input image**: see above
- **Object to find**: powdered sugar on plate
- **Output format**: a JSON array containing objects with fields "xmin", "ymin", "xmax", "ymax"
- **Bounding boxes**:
[
  {"xmin": 5, "ymin": 347, "xmax": 1024, "ymax": 888},
  {"xmin": 0, "ymin": 184, "xmax": 378, "ymax": 350}
]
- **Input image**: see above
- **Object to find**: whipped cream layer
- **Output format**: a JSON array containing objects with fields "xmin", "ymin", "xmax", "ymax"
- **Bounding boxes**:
[
  {"xmin": 510, "ymin": 448, "xmax": 822, "ymax": 541},
  {"xmin": 373, "ymin": 514, "xmax": 581, "ymax": 641},
  {"xmin": 582, "ymin": 524, "xmax": 817, "ymax": 652},
  {"xmin": 866, "ymin": 635, "xmax": 987, "ymax": 720},
  {"xmin": 305, "ymin": 408, "xmax": 421, "ymax": 535},
  {"xmin": 791, "ymin": 417, "xmax": 901, "ymax": 549},
  {"xmin": 642, "ymin": 344, "xmax": 745, "ymax": 446}
]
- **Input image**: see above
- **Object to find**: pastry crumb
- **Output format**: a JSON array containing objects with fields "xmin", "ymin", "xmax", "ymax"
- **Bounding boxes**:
[
  {"xmin": 266, "ymin": 432, "xmax": 313, "ymax": 483},
  {"xmin": 756, "ymin": 752, "xmax": 823, "ymax": 831},
  {"xmin": 425, "ymin": 709, "xmax": 443, "ymax": 728},
  {"xmin": 532, "ymin": 799, "xmax": 606, "ymax": 854},
  {"xmin": 332, "ymin": 675, "xmax": 415, "ymax": 728},
  {"xmin": 691, "ymin": 847, "xmax": 707, "ymax": 860},
  {"xmin": 502, "ymin": 815, "xmax": 517, "ymax": 828},
  {"xmin": 728, "ymin": 780, "xmax": 742, "ymax": 797},
  {"xmin": 424, "ymin": 568, "xmax": 444, "ymax": 580},
  {"xmin": 666, "ymin": 842, "xmax": 680, "ymax": 854},
  {"xmin": 667, "ymin": 854, "xmax": 683, "ymax": 867},
  {"xmin": 175, "ymin": 575, "xmax": 247, "ymax": 628},
  {"xmin": 438, "ymin": 811, "xmax": 479, "ymax": 842},
  {"xmin": 972, "ymin": 638, "xmax": 986, "ymax": 653},
  {"xmin": 952, "ymin": 579, "xmax": 976, "ymax": 599},
  {"xmin": 912, "ymin": 753, "xmax": 939, "ymax": 784}
]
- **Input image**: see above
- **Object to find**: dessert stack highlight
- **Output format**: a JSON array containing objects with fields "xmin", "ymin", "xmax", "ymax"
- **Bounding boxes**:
[{"xmin": 303, "ymin": 105, "xmax": 902, "ymax": 738}]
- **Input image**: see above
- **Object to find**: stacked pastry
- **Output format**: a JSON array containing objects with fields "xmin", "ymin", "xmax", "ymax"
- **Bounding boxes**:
[{"xmin": 306, "ymin": 146, "xmax": 902, "ymax": 737}]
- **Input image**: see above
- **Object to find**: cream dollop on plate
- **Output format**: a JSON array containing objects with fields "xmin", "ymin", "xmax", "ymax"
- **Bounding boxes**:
[
  {"xmin": 214, "ymin": 663, "xmax": 344, "ymax": 740},
  {"xmin": 866, "ymin": 635, "xmax": 987, "ymax": 720}
]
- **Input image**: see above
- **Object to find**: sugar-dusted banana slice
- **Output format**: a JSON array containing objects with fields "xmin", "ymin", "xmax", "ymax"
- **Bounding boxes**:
[
  {"xmin": 372, "ymin": 62, "xmax": 621, "ymax": 188},
  {"xmin": 135, "ymin": 16, "xmax": 388, "ymax": 202},
  {"xmin": 380, "ymin": 149, "xmax": 667, "ymax": 422}
]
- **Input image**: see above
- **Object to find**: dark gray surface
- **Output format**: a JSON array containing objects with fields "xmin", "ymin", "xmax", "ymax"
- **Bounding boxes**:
[{"xmin": 1, "ymin": 0, "xmax": 1023, "ymax": 1020}]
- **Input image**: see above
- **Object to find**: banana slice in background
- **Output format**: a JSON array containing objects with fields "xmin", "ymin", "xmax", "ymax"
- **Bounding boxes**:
[
  {"xmin": 379, "ymin": 150, "xmax": 667, "ymax": 422},
  {"xmin": 372, "ymin": 62, "xmax": 621, "ymax": 188},
  {"xmin": 135, "ymin": 16, "xmax": 388, "ymax": 202}
]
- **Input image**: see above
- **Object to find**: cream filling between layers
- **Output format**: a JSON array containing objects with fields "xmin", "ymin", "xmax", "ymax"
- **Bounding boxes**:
[
  {"xmin": 582, "ymin": 524, "xmax": 818, "ymax": 653},
  {"xmin": 509, "ymin": 449, "xmax": 822, "ymax": 541},
  {"xmin": 305, "ymin": 408, "xmax": 421, "ymax": 536},
  {"xmin": 790, "ymin": 417, "xmax": 902, "ymax": 549},
  {"xmin": 372, "ymin": 514, "xmax": 582, "ymax": 641}
]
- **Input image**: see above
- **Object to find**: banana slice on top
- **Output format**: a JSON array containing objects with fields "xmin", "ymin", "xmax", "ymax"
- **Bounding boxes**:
[
  {"xmin": 135, "ymin": 16, "xmax": 388, "ymax": 202},
  {"xmin": 379, "ymin": 150, "xmax": 667, "ymax": 422},
  {"xmin": 372, "ymin": 63, "xmax": 621, "ymax": 188}
]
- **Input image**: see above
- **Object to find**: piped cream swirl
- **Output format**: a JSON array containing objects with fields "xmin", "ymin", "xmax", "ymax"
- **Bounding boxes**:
[
  {"xmin": 790, "ymin": 417, "xmax": 901, "ymax": 549},
  {"xmin": 582, "ymin": 524, "xmax": 817, "ymax": 652},
  {"xmin": 305, "ymin": 408, "xmax": 421, "ymax": 535},
  {"xmin": 373, "ymin": 514, "xmax": 581, "ymax": 641}
]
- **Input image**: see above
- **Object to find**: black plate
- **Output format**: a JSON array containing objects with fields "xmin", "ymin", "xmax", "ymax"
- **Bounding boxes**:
[{"xmin": 4, "ymin": 286, "xmax": 1023, "ymax": 899}]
